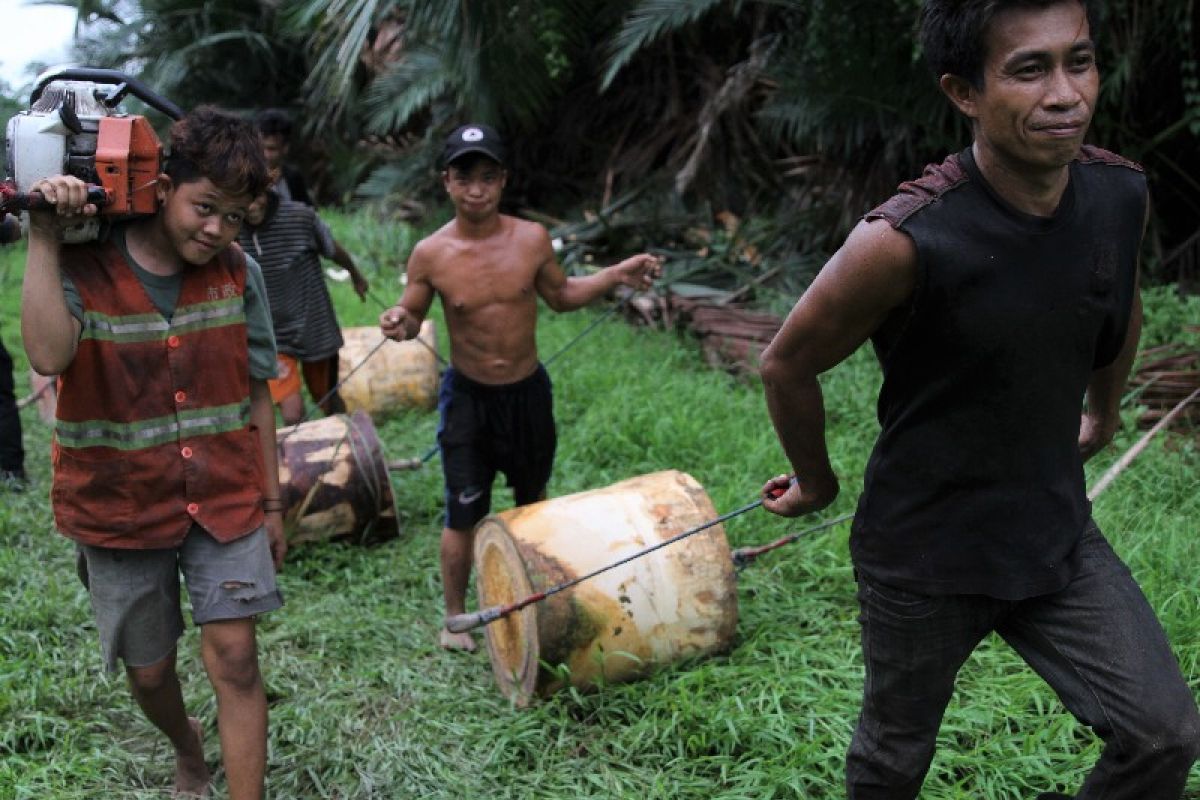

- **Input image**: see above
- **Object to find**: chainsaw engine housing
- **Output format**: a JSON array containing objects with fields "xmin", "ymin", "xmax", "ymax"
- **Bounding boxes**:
[{"xmin": 5, "ymin": 69, "xmax": 179, "ymax": 242}]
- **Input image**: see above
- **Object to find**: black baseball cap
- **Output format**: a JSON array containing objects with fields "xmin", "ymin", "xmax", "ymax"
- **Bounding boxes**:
[{"xmin": 441, "ymin": 124, "xmax": 506, "ymax": 169}]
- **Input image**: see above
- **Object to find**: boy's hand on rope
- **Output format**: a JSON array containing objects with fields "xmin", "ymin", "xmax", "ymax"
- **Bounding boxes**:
[
  {"xmin": 380, "ymin": 305, "xmax": 413, "ymax": 341},
  {"xmin": 613, "ymin": 253, "xmax": 663, "ymax": 291}
]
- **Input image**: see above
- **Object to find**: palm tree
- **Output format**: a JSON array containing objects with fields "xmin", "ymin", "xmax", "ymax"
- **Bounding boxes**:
[
  {"xmin": 46, "ymin": 0, "xmax": 307, "ymax": 114},
  {"xmin": 1089, "ymin": 0, "xmax": 1200, "ymax": 269},
  {"xmin": 591, "ymin": 0, "xmax": 1199, "ymax": 269},
  {"xmin": 281, "ymin": 0, "xmax": 619, "ymax": 198},
  {"xmin": 52, "ymin": 0, "xmax": 1200, "ymax": 277}
]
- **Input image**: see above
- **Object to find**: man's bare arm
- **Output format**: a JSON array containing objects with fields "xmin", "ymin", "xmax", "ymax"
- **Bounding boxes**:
[
  {"xmin": 329, "ymin": 238, "xmax": 370, "ymax": 301},
  {"xmin": 760, "ymin": 219, "xmax": 917, "ymax": 517},
  {"xmin": 1079, "ymin": 278, "xmax": 1142, "ymax": 462},
  {"xmin": 1079, "ymin": 202, "xmax": 1148, "ymax": 463},
  {"xmin": 380, "ymin": 243, "xmax": 436, "ymax": 341},
  {"xmin": 533, "ymin": 228, "xmax": 660, "ymax": 312}
]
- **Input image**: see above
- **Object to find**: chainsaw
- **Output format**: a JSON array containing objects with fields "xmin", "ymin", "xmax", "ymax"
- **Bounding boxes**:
[{"xmin": 1, "ymin": 67, "xmax": 183, "ymax": 242}]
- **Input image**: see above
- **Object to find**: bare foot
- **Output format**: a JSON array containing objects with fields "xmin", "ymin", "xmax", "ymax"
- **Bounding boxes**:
[
  {"xmin": 173, "ymin": 717, "xmax": 210, "ymax": 798},
  {"xmin": 439, "ymin": 627, "xmax": 477, "ymax": 652}
]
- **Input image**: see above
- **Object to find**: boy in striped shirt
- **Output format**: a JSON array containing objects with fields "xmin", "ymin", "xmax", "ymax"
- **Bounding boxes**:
[{"xmin": 237, "ymin": 178, "xmax": 370, "ymax": 424}]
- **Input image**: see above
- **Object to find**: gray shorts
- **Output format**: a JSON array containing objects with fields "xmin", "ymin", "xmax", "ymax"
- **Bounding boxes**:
[{"xmin": 77, "ymin": 524, "xmax": 284, "ymax": 672}]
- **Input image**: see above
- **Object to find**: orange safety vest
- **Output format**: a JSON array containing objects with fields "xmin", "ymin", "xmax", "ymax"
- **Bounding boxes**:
[{"xmin": 52, "ymin": 240, "xmax": 265, "ymax": 548}]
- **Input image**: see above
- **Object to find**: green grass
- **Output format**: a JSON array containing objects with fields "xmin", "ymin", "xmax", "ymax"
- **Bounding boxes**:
[{"xmin": 1, "ymin": 211, "xmax": 1197, "ymax": 799}]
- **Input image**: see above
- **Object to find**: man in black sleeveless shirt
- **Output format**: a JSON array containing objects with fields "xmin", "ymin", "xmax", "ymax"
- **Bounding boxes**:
[{"xmin": 759, "ymin": 2, "xmax": 1199, "ymax": 798}]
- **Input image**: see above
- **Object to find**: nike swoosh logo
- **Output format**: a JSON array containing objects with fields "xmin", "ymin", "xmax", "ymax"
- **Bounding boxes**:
[{"xmin": 458, "ymin": 489, "xmax": 483, "ymax": 504}]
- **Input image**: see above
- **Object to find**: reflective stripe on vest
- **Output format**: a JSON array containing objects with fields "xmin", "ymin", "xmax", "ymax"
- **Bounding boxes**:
[
  {"xmin": 80, "ymin": 298, "xmax": 247, "ymax": 343},
  {"xmin": 55, "ymin": 399, "xmax": 251, "ymax": 450}
]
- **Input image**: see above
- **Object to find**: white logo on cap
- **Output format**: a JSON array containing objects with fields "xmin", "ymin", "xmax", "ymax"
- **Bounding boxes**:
[{"xmin": 462, "ymin": 127, "xmax": 484, "ymax": 142}]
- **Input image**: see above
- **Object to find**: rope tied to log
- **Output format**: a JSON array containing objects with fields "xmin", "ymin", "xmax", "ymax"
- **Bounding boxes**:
[
  {"xmin": 277, "ymin": 336, "xmax": 391, "ymax": 445},
  {"xmin": 344, "ymin": 414, "xmax": 389, "ymax": 543},
  {"xmin": 367, "ymin": 287, "xmax": 448, "ymax": 368},
  {"xmin": 283, "ymin": 413, "xmax": 389, "ymax": 545},
  {"xmin": 446, "ymin": 489, "xmax": 777, "ymax": 634}
]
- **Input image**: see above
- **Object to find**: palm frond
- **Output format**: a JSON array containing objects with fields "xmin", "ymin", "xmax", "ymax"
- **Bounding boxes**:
[
  {"xmin": 144, "ymin": 30, "xmax": 276, "ymax": 98},
  {"xmin": 355, "ymin": 154, "xmax": 435, "ymax": 201},
  {"xmin": 279, "ymin": 0, "xmax": 388, "ymax": 131},
  {"xmin": 363, "ymin": 47, "xmax": 460, "ymax": 135},
  {"xmin": 601, "ymin": 0, "xmax": 726, "ymax": 90}
]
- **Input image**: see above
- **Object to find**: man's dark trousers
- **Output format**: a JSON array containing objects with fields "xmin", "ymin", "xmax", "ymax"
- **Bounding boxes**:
[
  {"xmin": 0, "ymin": 337, "xmax": 25, "ymax": 477},
  {"xmin": 846, "ymin": 522, "xmax": 1200, "ymax": 799}
]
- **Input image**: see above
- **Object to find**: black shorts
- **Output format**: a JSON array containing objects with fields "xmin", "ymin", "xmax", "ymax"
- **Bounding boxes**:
[{"xmin": 437, "ymin": 364, "xmax": 556, "ymax": 530}]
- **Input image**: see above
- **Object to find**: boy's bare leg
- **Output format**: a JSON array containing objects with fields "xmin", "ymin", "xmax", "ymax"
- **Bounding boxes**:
[
  {"xmin": 200, "ymin": 618, "xmax": 267, "ymax": 800},
  {"xmin": 440, "ymin": 526, "xmax": 477, "ymax": 651},
  {"xmin": 177, "ymin": 718, "xmax": 207, "ymax": 797},
  {"xmin": 302, "ymin": 356, "xmax": 346, "ymax": 416},
  {"xmin": 125, "ymin": 650, "xmax": 210, "ymax": 797},
  {"xmin": 278, "ymin": 392, "xmax": 304, "ymax": 426}
]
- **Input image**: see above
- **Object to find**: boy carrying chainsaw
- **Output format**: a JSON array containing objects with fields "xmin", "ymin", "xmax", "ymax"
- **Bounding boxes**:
[
  {"xmin": 380, "ymin": 123, "xmax": 661, "ymax": 651},
  {"xmin": 21, "ymin": 106, "xmax": 285, "ymax": 800}
]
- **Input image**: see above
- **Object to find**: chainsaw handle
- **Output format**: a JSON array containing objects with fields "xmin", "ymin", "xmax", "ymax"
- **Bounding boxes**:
[
  {"xmin": 16, "ymin": 187, "xmax": 110, "ymax": 212},
  {"xmin": 31, "ymin": 67, "xmax": 184, "ymax": 120}
]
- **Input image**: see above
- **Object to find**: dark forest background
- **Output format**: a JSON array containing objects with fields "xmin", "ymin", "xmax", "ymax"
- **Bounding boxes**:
[{"xmin": 11, "ymin": 0, "xmax": 1200, "ymax": 293}]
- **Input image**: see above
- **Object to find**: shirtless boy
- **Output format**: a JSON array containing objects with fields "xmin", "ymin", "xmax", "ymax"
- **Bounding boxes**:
[{"xmin": 380, "ymin": 124, "xmax": 660, "ymax": 650}]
